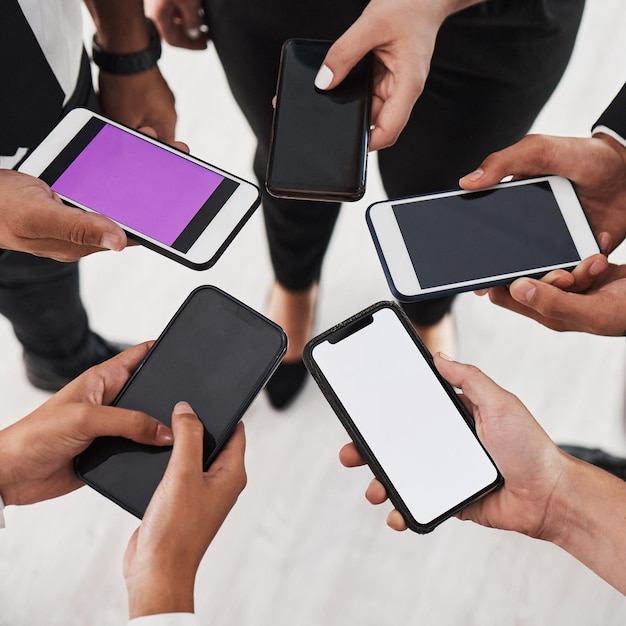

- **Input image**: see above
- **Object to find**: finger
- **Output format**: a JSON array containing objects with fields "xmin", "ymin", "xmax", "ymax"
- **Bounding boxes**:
[
  {"xmin": 205, "ymin": 422, "xmax": 247, "ymax": 478},
  {"xmin": 169, "ymin": 401, "xmax": 206, "ymax": 475},
  {"xmin": 76, "ymin": 404, "xmax": 173, "ymax": 446},
  {"xmin": 459, "ymin": 134, "xmax": 558, "ymax": 190},
  {"xmin": 314, "ymin": 18, "xmax": 379, "ymax": 91},
  {"xmin": 387, "ymin": 510, "xmax": 408, "ymax": 532},
  {"xmin": 151, "ymin": 2, "xmax": 208, "ymax": 50},
  {"xmin": 339, "ymin": 442, "xmax": 366, "ymax": 467},
  {"xmin": 365, "ymin": 478, "xmax": 388, "ymax": 505},
  {"xmin": 433, "ymin": 354, "xmax": 510, "ymax": 416},
  {"xmin": 369, "ymin": 88, "xmax": 416, "ymax": 151},
  {"xmin": 561, "ymin": 253, "xmax": 609, "ymax": 292},
  {"xmin": 137, "ymin": 127, "xmax": 189, "ymax": 153},
  {"xmin": 38, "ymin": 200, "xmax": 126, "ymax": 252}
]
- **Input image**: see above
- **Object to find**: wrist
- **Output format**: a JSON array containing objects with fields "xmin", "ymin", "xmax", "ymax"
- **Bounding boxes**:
[
  {"xmin": 126, "ymin": 572, "xmax": 195, "ymax": 619},
  {"xmin": 92, "ymin": 19, "xmax": 161, "ymax": 75}
]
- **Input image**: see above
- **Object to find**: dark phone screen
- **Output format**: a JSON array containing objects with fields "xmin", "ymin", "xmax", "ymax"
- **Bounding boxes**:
[
  {"xmin": 39, "ymin": 118, "xmax": 239, "ymax": 253},
  {"xmin": 267, "ymin": 39, "xmax": 371, "ymax": 198},
  {"xmin": 392, "ymin": 182, "xmax": 581, "ymax": 289},
  {"xmin": 76, "ymin": 286, "xmax": 286, "ymax": 518}
]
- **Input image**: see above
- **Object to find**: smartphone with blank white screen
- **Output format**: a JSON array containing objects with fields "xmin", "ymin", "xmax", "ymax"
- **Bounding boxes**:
[
  {"xmin": 303, "ymin": 302, "xmax": 502, "ymax": 534},
  {"xmin": 366, "ymin": 176, "xmax": 600, "ymax": 301},
  {"xmin": 18, "ymin": 108, "xmax": 260, "ymax": 270}
]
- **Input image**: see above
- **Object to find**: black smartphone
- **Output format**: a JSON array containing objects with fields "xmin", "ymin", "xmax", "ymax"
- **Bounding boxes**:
[
  {"xmin": 75, "ymin": 285, "xmax": 287, "ymax": 518},
  {"xmin": 266, "ymin": 38, "xmax": 372, "ymax": 202},
  {"xmin": 303, "ymin": 302, "xmax": 502, "ymax": 534}
]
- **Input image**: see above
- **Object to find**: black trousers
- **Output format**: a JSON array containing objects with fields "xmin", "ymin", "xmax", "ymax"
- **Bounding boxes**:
[
  {"xmin": 0, "ymin": 50, "xmax": 102, "ymax": 367},
  {"xmin": 204, "ymin": 0, "xmax": 585, "ymax": 326}
]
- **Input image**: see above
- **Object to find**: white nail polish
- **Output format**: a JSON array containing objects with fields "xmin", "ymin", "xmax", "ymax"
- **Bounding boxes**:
[
  {"xmin": 187, "ymin": 27, "xmax": 200, "ymax": 40},
  {"xmin": 314, "ymin": 64, "xmax": 334, "ymax": 90}
]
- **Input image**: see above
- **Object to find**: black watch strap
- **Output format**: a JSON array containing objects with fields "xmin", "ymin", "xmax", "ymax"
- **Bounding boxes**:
[{"xmin": 92, "ymin": 19, "xmax": 161, "ymax": 75}]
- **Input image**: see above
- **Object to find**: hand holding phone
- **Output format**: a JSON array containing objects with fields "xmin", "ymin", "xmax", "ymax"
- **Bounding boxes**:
[
  {"xmin": 18, "ymin": 109, "xmax": 260, "ymax": 270},
  {"xmin": 75, "ymin": 285, "xmax": 287, "ymax": 518},
  {"xmin": 304, "ymin": 302, "xmax": 502, "ymax": 534},
  {"xmin": 366, "ymin": 176, "xmax": 600, "ymax": 301},
  {"xmin": 266, "ymin": 39, "xmax": 372, "ymax": 202}
]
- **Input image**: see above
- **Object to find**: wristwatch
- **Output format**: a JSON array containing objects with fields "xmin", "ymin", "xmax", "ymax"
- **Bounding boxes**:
[{"xmin": 92, "ymin": 19, "xmax": 161, "ymax": 75}]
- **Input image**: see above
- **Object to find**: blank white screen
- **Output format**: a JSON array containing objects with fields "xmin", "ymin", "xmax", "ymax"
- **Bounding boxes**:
[{"xmin": 312, "ymin": 307, "xmax": 498, "ymax": 525}]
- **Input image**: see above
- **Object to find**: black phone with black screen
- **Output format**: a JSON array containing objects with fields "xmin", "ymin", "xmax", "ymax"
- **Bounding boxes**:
[
  {"xmin": 303, "ymin": 301, "xmax": 502, "ymax": 534},
  {"xmin": 266, "ymin": 38, "xmax": 372, "ymax": 202},
  {"xmin": 75, "ymin": 285, "xmax": 287, "ymax": 518}
]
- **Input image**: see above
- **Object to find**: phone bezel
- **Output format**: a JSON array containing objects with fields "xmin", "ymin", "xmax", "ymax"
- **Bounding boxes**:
[
  {"xmin": 366, "ymin": 176, "xmax": 600, "ymax": 301},
  {"xmin": 265, "ymin": 38, "xmax": 371, "ymax": 202},
  {"xmin": 303, "ymin": 301, "xmax": 503, "ymax": 534},
  {"xmin": 18, "ymin": 108, "xmax": 261, "ymax": 270}
]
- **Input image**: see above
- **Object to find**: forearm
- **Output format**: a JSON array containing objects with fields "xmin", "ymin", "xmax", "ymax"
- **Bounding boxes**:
[
  {"xmin": 83, "ymin": 0, "xmax": 152, "ymax": 52},
  {"xmin": 541, "ymin": 455, "xmax": 626, "ymax": 593}
]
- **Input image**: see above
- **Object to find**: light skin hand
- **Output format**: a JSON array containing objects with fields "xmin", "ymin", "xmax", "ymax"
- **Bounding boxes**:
[
  {"xmin": 339, "ymin": 354, "xmax": 566, "ymax": 535},
  {"xmin": 124, "ymin": 403, "xmax": 247, "ymax": 618},
  {"xmin": 145, "ymin": 0, "xmax": 209, "ymax": 50},
  {"xmin": 315, "ymin": 0, "xmax": 483, "ymax": 151},
  {"xmin": 483, "ymin": 261, "xmax": 626, "ymax": 336},
  {"xmin": 459, "ymin": 134, "xmax": 626, "ymax": 254},
  {"xmin": 0, "ymin": 342, "xmax": 173, "ymax": 506},
  {"xmin": 0, "ymin": 169, "xmax": 126, "ymax": 261}
]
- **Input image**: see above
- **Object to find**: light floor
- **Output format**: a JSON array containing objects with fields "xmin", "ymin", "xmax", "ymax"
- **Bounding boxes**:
[{"xmin": 2, "ymin": 2, "xmax": 626, "ymax": 624}]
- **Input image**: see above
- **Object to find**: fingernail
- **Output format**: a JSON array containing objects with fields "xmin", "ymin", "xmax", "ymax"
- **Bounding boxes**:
[
  {"xmin": 460, "ymin": 168, "xmax": 484, "ymax": 183},
  {"xmin": 511, "ymin": 279, "xmax": 536, "ymax": 304},
  {"xmin": 438, "ymin": 352, "xmax": 453, "ymax": 361},
  {"xmin": 156, "ymin": 424, "xmax": 174, "ymax": 444},
  {"xmin": 590, "ymin": 258, "xmax": 606, "ymax": 276},
  {"xmin": 187, "ymin": 27, "xmax": 200, "ymax": 39},
  {"xmin": 314, "ymin": 64, "xmax": 333, "ymax": 90},
  {"xmin": 100, "ymin": 233, "xmax": 124, "ymax": 251},
  {"xmin": 173, "ymin": 400, "xmax": 193, "ymax": 415}
]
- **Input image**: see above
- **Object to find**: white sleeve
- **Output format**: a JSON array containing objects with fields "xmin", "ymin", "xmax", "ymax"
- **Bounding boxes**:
[
  {"xmin": 0, "ymin": 493, "xmax": 5, "ymax": 529},
  {"xmin": 590, "ymin": 125, "xmax": 626, "ymax": 150},
  {"xmin": 127, "ymin": 614, "xmax": 199, "ymax": 626}
]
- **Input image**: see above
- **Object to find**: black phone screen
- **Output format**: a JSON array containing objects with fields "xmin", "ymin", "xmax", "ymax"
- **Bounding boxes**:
[
  {"xmin": 266, "ymin": 39, "xmax": 371, "ymax": 200},
  {"xmin": 75, "ymin": 286, "xmax": 286, "ymax": 518},
  {"xmin": 392, "ymin": 182, "xmax": 581, "ymax": 289}
]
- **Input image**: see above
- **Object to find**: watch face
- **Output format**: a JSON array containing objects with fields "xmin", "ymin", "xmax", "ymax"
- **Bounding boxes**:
[{"xmin": 91, "ymin": 19, "xmax": 162, "ymax": 74}]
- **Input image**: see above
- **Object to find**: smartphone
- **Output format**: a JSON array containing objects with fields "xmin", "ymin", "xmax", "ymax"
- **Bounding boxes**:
[
  {"xmin": 266, "ymin": 38, "xmax": 372, "ymax": 202},
  {"xmin": 303, "ymin": 302, "xmax": 502, "ymax": 534},
  {"xmin": 18, "ymin": 108, "xmax": 260, "ymax": 270},
  {"xmin": 366, "ymin": 176, "xmax": 600, "ymax": 301},
  {"xmin": 75, "ymin": 285, "xmax": 287, "ymax": 518}
]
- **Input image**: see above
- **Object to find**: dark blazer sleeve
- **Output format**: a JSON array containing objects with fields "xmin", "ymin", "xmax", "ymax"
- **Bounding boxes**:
[{"xmin": 592, "ymin": 84, "xmax": 626, "ymax": 142}]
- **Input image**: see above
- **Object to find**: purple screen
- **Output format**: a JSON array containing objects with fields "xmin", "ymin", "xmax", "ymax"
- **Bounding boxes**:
[{"xmin": 52, "ymin": 125, "xmax": 224, "ymax": 246}]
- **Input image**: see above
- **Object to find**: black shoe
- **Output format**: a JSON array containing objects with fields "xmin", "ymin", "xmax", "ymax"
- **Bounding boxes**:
[
  {"xmin": 265, "ymin": 360, "xmax": 308, "ymax": 409},
  {"xmin": 559, "ymin": 445, "xmax": 626, "ymax": 480},
  {"xmin": 24, "ymin": 332, "xmax": 129, "ymax": 392}
]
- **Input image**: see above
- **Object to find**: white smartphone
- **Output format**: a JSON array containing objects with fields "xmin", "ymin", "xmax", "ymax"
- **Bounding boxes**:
[
  {"xmin": 366, "ymin": 176, "xmax": 600, "ymax": 301},
  {"xmin": 18, "ymin": 108, "xmax": 260, "ymax": 270},
  {"xmin": 303, "ymin": 302, "xmax": 502, "ymax": 534}
]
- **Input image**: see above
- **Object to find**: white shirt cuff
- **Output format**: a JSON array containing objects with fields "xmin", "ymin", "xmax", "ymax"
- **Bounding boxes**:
[
  {"xmin": 128, "ymin": 613, "xmax": 198, "ymax": 626},
  {"xmin": 0, "ymin": 493, "xmax": 5, "ymax": 529},
  {"xmin": 591, "ymin": 125, "xmax": 626, "ymax": 149}
]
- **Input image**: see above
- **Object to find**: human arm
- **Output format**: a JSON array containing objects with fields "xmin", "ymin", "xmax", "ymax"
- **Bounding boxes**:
[
  {"xmin": 0, "ymin": 343, "xmax": 172, "ymax": 507},
  {"xmin": 339, "ymin": 353, "xmax": 626, "ymax": 593},
  {"xmin": 0, "ymin": 169, "xmax": 127, "ymax": 261},
  {"xmin": 123, "ymin": 402, "xmax": 247, "ymax": 619},
  {"xmin": 83, "ymin": 0, "xmax": 177, "ymax": 142},
  {"xmin": 144, "ymin": 0, "xmax": 209, "ymax": 50},
  {"xmin": 314, "ymin": 0, "xmax": 485, "ymax": 151}
]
